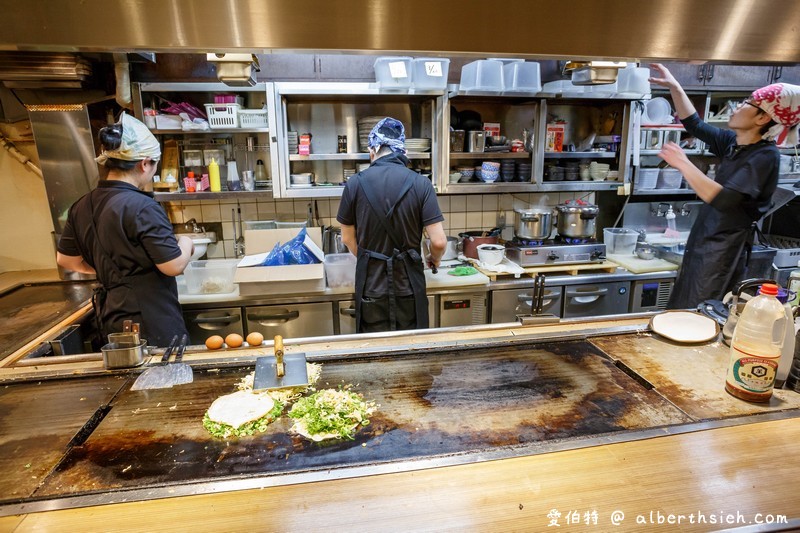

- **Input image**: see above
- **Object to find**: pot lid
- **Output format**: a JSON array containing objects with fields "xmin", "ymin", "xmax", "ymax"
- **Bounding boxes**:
[
  {"xmin": 514, "ymin": 207, "xmax": 552, "ymax": 215},
  {"xmin": 554, "ymin": 199, "xmax": 599, "ymax": 214}
]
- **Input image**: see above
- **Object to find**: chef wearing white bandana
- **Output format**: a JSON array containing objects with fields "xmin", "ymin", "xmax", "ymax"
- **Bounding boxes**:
[
  {"xmin": 650, "ymin": 64, "xmax": 800, "ymax": 309},
  {"xmin": 57, "ymin": 113, "xmax": 192, "ymax": 346}
]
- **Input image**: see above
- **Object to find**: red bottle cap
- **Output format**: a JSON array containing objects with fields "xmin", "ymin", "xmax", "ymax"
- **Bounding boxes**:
[
  {"xmin": 187, "ymin": 171, "xmax": 195, "ymax": 179},
  {"xmin": 760, "ymin": 283, "xmax": 779, "ymax": 296}
]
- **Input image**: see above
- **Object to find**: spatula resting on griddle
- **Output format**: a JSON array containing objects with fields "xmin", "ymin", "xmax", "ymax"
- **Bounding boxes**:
[
  {"xmin": 253, "ymin": 335, "xmax": 309, "ymax": 391},
  {"xmin": 130, "ymin": 334, "xmax": 178, "ymax": 391}
]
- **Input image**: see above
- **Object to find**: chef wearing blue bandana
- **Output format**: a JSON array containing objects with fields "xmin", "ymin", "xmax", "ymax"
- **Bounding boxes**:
[{"xmin": 337, "ymin": 117, "xmax": 447, "ymax": 333}]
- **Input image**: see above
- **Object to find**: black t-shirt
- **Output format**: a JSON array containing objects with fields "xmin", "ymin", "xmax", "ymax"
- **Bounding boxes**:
[
  {"xmin": 336, "ymin": 153, "xmax": 444, "ymax": 296},
  {"xmin": 58, "ymin": 181, "xmax": 182, "ymax": 286}
]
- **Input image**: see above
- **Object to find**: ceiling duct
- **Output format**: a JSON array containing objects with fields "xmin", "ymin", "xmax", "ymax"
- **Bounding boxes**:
[
  {"xmin": 0, "ymin": 52, "xmax": 92, "ymax": 89},
  {"xmin": 206, "ymin": 53, "xmax": 259, "ymax": 87}
]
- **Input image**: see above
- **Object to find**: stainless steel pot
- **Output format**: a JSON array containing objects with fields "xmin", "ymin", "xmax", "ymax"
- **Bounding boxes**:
[
  {"xmin": 514, "ymin": 208, "xmax": 553, "ymax": 240},
  {"xmin": 554, "ymin": 201, "xmax": 599, "ymax": 239},
  {"xmin": 425, "ymin": 236, "xmax": 459, "ymax": 261}
]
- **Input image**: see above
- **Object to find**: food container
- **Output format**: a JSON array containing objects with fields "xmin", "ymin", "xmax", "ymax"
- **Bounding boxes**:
[
  {"xmin": 502, "ymin": 61, "xmax": 541, "ymax": 93},
  {"xmin": 636, "ymin": 168, "xmax": 660, "ymax": 190},
  {"xmin": 617, "ymin": 66, "xmax": 651, "ymax": 95},
  {"xmin": 657, "ymin": 168, "xmax": 683, "ymax": 189},
  {"xmin": 374, "ymin": 56, "xmax": 413, "ymax": 90},
  {"xmin": 477, "ymin": 244, "xmax": 505, "ymax": 266},
  {"xmin": 555, "ymin": 201, "xmax": 599, "ymax": 239},
  {"xmin": 324, "ymin": 253, "xmax": 357, "ymax": 288},
  {"xmin": 426, "ymin": 236, "xmax": 459, "ymax": 261},
  {"xmin": 545, "ymin": 123, "xmax": 566, "ymax": 152},
  {"xmin": 467, "ymin": 131, "xmax": 486, "ymax": 153},
  {"xmin": 155, "ymin": 114, "xmax": 182, "ymax": 130},
  {"xmin": 290, "ymin": 173, "xmax": 314, "ymax": 185},
  {"xmin": 411, "ymin": 57, "xmax": 450, "ymax": 90},
  {"xmin": 459, "ymin": 60, "xmax": 504, "ymax": 92},
  {"xmin": 184, "ymin": 259, "xmax": 239, "ymax": 294},
  {"xmin": 102, "ymin": 340, "xmax": 147, "ymax": 369},
  {"xmin": 635, "ymin": 243, "xmax": 657, "ymax": 260},
  {"xmin": 514, "ymin": 208, "xmax": 553, "ymax": 240},
  {"xmin": 450, "ymin": 130, "xmax": 465, "ymax": 152},
  {"xmin": 644, "ymin": 97, "xmax": 673, "ymax": 124},
  {"xmin": 604, "ymin": 228, "xmax": 639, "ymax": 255}
]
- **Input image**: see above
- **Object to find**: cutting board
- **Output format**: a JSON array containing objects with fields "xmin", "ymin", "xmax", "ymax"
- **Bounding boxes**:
[
  {"xmin": 425, "ymin": 267, "xmax": 490, "ymax": 289},
  {"xmin": 607, "ymin": 253, "xmax": 678, "ymax": 274}
]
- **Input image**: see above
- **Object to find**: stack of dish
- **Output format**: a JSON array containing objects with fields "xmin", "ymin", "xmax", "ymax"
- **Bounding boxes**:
[
  {"xmin": 405, "ymin": 138, "xmax": 431, "ymax": 153},
  {"xmin": 357, "ymin": 162, "xmax": 370, "ymax": 172},
  {"xmin": 290, "ymin": 173, "xmax": 314, "ymax": 188},
  {"xmin": 342, "ymin": 168, "xmax": 356, "ymax": 182},
  {"xmin": 357, "ymin": 116, "xmax": 384, "ymax": 152},
  {"xmin": 589, "ymin": 161, "xmax": 610, "ymax": 181},
  {"xmin": 481, "ymin": 161, "xmax": 500, "ymax": 183},
  {"xmin": 287, "ymin": 131, "xmax": 299, "ymax": 154}
]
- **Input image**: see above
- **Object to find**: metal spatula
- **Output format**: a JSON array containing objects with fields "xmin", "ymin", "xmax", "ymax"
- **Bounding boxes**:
[
  {"xmin": 130, "ymin": 335, "xmax": 178, "ymax": 391},
  {"xmin": 253, "ymin": 335, "xmax": 309, "ymax": 391},
  {"xmin": 165, "ymin": 334, "xmax": 194, "ymax": 387}
]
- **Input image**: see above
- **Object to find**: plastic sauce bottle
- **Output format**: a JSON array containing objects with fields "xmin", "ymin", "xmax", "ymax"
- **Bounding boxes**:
[
  {"xmin": 208, "ymin": 158, "xmax": 221, "ymax": 192},
  {"xmin": 725, "ymin": 283, "xmax": 787, "ymax": 402},
  {"xmin": 787, "ymin": 260, "xmax": 800, "ymax": 307},
  {"xmin": 775, "ymin": 287, "xmax": 795, "ymax": 388}
]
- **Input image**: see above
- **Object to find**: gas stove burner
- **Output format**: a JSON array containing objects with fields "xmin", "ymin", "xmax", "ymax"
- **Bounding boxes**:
[
  {"xmin": 514, "ymin": 238, "xmax": 545, "ymax": 247},
  {"xmin": 556, "ymin": 236, "xmax": 598, "ymax": 245}
]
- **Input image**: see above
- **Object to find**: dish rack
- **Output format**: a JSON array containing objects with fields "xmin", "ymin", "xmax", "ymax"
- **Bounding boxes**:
[
  {"xmin": 238, "ymin": 108, "xmax": 268, "ymax": 128},
  {"xmin": 204, "ymin": 103, "xmax": 240, "ymax": 129},
  {"xmin": 762, "ymin": 235, "xmax": 800, "ymax": 268}
]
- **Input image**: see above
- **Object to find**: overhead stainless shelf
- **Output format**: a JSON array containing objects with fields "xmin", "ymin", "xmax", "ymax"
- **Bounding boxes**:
[
  {"xmin": 153, "ymin": 190, "xmax": 273, "ymax": 202},
  {"xmin": 544, "ymin": 152, "xmax": 616, "ymax": 159},
  {"xmin": 289, "ymin": 152, "xmax": 431, "ymax": 161},
  {"xmin": 449, "ymin": 152, "xmax": 532, "ymax": 160},
  {"xmin": 149, "ymin": 128, "xmax": 269, "ymax": 134}
]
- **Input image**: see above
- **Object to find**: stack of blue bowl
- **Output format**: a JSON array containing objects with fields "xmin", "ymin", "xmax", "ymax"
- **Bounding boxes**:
[
  {"xmin": 481, "ymin": 161, "xmax": 500, "ymax": 182},
  {"xmin": 500, "ymin": 160, "xmax": 515, "ymax": 182}
]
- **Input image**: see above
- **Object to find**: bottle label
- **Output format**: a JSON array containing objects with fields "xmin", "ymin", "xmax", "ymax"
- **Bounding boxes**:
[{"xmin": 727, "ymin": 344, "xmax": 779, "ymax": 394}]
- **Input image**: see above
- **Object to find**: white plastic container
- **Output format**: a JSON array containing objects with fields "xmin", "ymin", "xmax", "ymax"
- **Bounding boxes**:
[
  {"xmin": 657, "ymin": 168, "xmax": 683, "ymax": 189},
  {"xmin": 204, "ymin": 103, "xmax": 240, "ymax": 129},
  {"xmin": 411, "ymin": 58, "xmax": 450, "ymax": 90},
  {"xmin": 374, "ymin": 56, "xmax": 413, "ymax": 90},
  {"xmin": 726, "ymin": 283, "xmax": 787, "ymax": 402},
  {"xmin": 184, "ymin": 259, "xmax": 239, "ymax": 294},
  {"xmin": 237, "ymin": 108, "xmax": 268, "ymax": 128},
  {"xmin": 502, "ymin": 62, "xmax": 541, "ymax": 93},
  {"xmin": 644, "ymin": 97, "xmax": 673, "ymax": 124},
  {"xmin": 459, "ymin": 60, "xmax": 504, "ymax": 92},
  {"xmin": 617, "ymin": 66, "xmax": 652, "ymax": 95},
  {"xmin": 636, "ymin": 168, "xmax": 660, "ymax": 190},
  {"xmin": 324, "ymin": 253, "xmax": 356, "ymax": 288},
  {"xmin": 604, "ymin": 228, "xmax": 639, "ymax": 255},
  {"xmin": 541, "ymin": 79, "xmax": 584, "ymax": 94},
  {"xmin": 154, "ymin": 114, "xmax": 182, "ymax": 130}
]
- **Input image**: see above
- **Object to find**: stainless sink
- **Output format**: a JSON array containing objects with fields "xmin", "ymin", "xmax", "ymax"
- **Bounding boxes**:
[{"xmin": 654, "ymin": 244, "xmax": 685, "ymax": 265}]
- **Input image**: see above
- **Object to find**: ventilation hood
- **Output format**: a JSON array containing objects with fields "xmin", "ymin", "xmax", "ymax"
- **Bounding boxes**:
[{"xmin": 0, "ymin": 52, "xmax": 92, "ymax": 89}]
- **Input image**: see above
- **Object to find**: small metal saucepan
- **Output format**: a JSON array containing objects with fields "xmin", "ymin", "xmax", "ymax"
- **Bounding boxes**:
[{"xmin": 635, "ymin": 242, "xmax": 656, "ymax": 260}]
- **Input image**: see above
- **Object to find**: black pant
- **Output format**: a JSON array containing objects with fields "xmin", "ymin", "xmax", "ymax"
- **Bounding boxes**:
[{"xmin": 359, "ymin": 294, "xmax": 417, "ymax": 333}]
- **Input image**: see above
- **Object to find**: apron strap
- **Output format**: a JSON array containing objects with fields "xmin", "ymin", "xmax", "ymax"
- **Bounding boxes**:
[{"xmin": 357, "ymin": 173, "xmax": 415, "ymax": 250}]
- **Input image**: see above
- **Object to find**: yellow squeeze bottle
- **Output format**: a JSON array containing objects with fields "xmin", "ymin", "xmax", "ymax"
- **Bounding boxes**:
[{"xmin": 208, "ymin": 158, "xmax": 221, "ymax": 192}]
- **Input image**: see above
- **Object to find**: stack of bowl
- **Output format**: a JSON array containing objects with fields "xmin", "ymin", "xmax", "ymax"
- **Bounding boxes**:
[
  {"xmin": 565, "ymin": 162, "xmax": 580, "ymax": 181},
  {"xmin": 456, "ymin": 165, "xmax": 475, "ymax": 182},
  {"xmin": 589, "ymin": 161, "xmax": 610, "ymax": 181},
  {"xmin": 357, "ymin": 116, "xmax": 384, "ymax": 152},
  {"xmin": 500, "ymin": 160, "xmax": 515, "ymax": 182},
  {"xmin": 481, "ymin": 161, "xmax": 500, "ymax": 182},
  {"xmin": 516, "ymin": 161, "xmax": 532, "ymax": 182}
]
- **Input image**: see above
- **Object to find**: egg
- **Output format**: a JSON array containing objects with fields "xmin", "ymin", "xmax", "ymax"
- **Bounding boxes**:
[
  {"xmin": 246, "ymin": 332, "xmax": 264, "ymax": 346},
  {"xmin": 225, "ymin": 333, "xmax": 244, "ymax": 348},
  {"xmin": 205, "ymin": 335, "xmax": 224, "ymax": 350}
]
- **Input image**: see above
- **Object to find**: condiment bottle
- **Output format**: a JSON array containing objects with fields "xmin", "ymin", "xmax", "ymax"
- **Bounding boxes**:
[
  {"xmin": 725, "ymin": 283, "xmax": 787, "ymax": 402},
  {"xmin": 185, "ymin": 171, "xmax": 196, "ymax": 193},
  {"xmin": 776, "ymin": 287, "xmax": 795, "ymax": 388},
  {"xmin": 208, "ymin": 158, "xmax": 221, "ymax": 192},
  {"xmin": 255, "ymin": 159, "xmax": 268, "ymax": 184}
]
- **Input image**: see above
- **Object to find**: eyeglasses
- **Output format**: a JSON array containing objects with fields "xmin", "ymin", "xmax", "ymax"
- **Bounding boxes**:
[{"xmin": 741, "ymin": 99, "xmax": 765, "ymax": 113}]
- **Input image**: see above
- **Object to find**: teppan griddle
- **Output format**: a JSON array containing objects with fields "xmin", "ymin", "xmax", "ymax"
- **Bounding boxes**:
[{"xmin": 23, "ymin": 339, "xmax": 692, "ymax": 505}]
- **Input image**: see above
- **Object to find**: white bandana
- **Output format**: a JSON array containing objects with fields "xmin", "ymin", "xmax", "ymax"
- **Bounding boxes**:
[
  {"xmin": 751, "ymin": 83, "xmax": 800, "ymax": 147},
  {"xmin": 95, "ymin": 112, "xmax": 161, "ymax": 166}
]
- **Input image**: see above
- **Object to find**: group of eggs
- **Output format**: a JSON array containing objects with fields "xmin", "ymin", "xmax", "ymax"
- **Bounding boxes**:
[{"xmin": 205, "ymin": 332, "xmax": 265, "ymax": 350}]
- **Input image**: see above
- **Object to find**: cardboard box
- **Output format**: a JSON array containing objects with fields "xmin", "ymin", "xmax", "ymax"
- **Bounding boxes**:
[
  {"xmin": 483, "ymin": 122, "xmax": 501, "ymax": 138},
  {"xmin": 234, "ymin": 227, "xmax": 326, "ymax": 295},
  {"xmin": 545, "ymin": 123, "xmax": 566, "ymax": 152}
]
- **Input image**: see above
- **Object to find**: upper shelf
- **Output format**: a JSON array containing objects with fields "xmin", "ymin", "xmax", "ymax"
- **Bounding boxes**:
[
  {"xmin": 544, "ymin": 151, "xmax": 616, "ymax": 159},
  {"xmin": 289, "ymin": 152, "xmax": 431, "ymax": 161},
  {"xmin": 450, "ymin": 152, "xmax": 531, "ymax": 160},
  {"xmin": 150, "ymin": 128, "xmax": 269, "ymax": 135}
]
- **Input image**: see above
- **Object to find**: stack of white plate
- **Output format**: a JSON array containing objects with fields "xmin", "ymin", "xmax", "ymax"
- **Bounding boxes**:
[
  {"xmin": 405, "ymin": 138, "xmax": 432, "ymax": 153},
  {"xmin": 357, "ymin": 163, "xmax": 370, "ymax": 172},
  {"xmin": 357, "ymin": 116, "xmax": 385, "ymax": 152},
  {"xmin": 287, "ymin": 131, "xmax": 299, "ymax": 154}
]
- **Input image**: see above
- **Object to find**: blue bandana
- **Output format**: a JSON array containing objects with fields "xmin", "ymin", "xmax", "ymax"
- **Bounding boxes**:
[{"xmin": 368, "ymin": 117, "xmax": 406, "ymax": 154}]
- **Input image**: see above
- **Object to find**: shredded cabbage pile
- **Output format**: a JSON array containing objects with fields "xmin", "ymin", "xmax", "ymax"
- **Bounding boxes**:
[
  {"xmin": 237, "ymin": 362, "xmax": 322, "ymax": 404},
  {"xmin": 288, "ymin": 388, "xmax": 378, "ymax": 441},
  {"xmin": 202, "ymin": 400, "xmax": 284, "ymax": 439}
]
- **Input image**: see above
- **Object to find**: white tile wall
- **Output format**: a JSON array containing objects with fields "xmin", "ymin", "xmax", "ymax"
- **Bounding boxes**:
[{"xmin": 163, "ymin": 191, "xmax": 598, "ymax": 259}]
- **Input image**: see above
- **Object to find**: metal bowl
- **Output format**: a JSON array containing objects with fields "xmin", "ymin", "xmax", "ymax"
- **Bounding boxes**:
[{"xmin": 635, "ymin": 244, "xmax": 656, "ymax": 260}]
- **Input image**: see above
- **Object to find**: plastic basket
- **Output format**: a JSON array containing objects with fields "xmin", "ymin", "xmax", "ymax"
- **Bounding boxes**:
[
  {"xmin": 238, "ymin": 109, "xmax": 268, "ymax": 128},
  {"xmin": 204, "ymin": 103, "xmax": 239, "ymax": 129},
  {"xmin": 636, "ymin": 168, "xmax": 660, "ymax": 190}
]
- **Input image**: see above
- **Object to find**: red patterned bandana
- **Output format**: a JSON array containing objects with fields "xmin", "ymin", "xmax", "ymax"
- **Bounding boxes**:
[{"xmin": 751, "ymin": 83, "xmax": 800, "ymax": 146}]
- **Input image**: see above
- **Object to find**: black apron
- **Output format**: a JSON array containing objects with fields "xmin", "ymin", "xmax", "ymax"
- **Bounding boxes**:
[
  {"xmin": 354, "ymin": 173, "xmax": 429, "ymax": 333},
  {"xmin": 83, "ymin": 189, "xmax": 188, "ymax": 347},
  {"xmin": 667, "ymin": 205, "xmax": 754, "ymax": 310}
]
